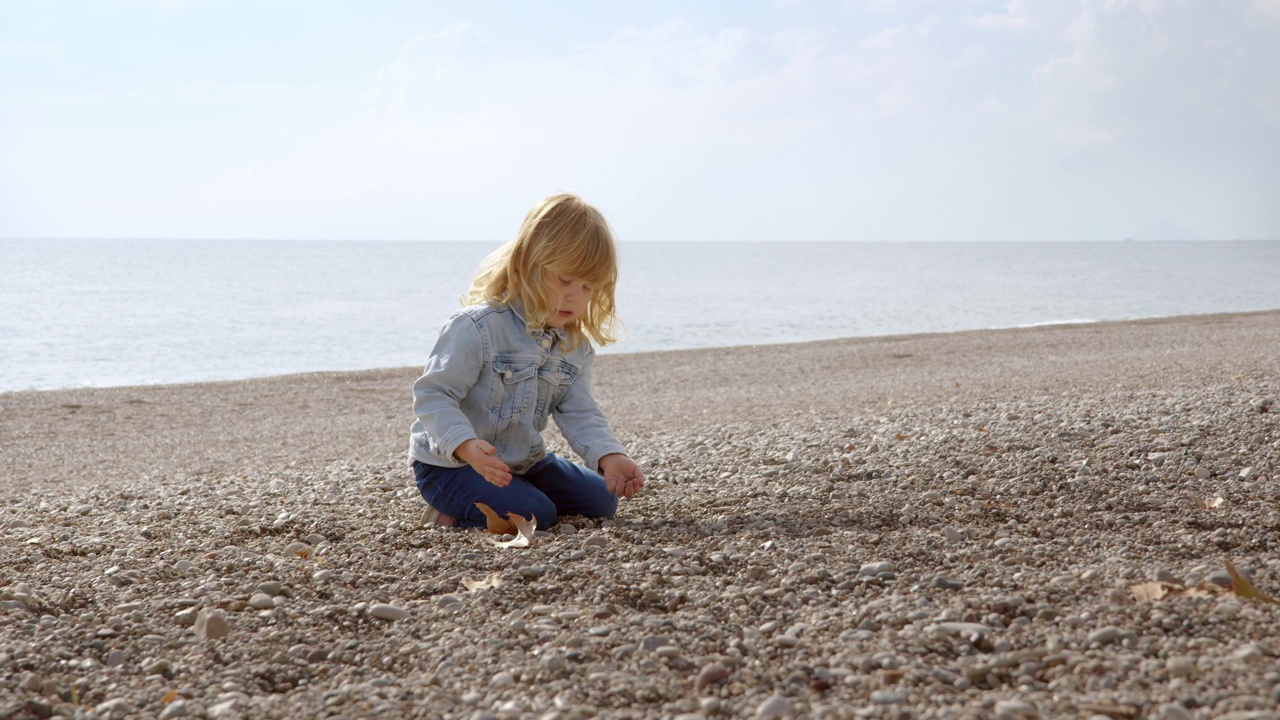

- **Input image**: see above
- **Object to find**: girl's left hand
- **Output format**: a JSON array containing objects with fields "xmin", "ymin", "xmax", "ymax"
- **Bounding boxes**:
[{"xmin": 600, "ymin": 454, "xmax": 645, "ymax": 499}]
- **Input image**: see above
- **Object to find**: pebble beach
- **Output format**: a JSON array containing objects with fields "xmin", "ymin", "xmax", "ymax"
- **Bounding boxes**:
[{"xmin": 2, "ymin": 311, "xmax": 1279, "ymax": 720}]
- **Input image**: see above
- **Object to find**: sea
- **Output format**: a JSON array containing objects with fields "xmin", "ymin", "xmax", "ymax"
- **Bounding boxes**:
[{"xmin": 1, "ymin": 239, "xmax": 1277, "ymax": 393}]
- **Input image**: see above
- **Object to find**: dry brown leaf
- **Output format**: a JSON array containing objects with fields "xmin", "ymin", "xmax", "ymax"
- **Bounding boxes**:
[
  {"xmin": 1130, "ymin": 581, "xmax": 1224, "ymax": 601},
  {"xmin": 475, "ymin": 502, "xmax": 518, "ymax": 535},
  {"xmin": 461, "ymin": 572, "xmax": 503, "ymax": 592},
  {"xmin": 162, "ymin": 689, "xmax": 178, "ymax": 704},
  {"xmin": 1225, "ymin": 560, "xmax": 1279, "ymax": 604},
  {"xmin": 895, "ymin": 432, "xmax": 908, "ymax": 441},
  {"xmin": 487, "ymin": 512, "xmax": 538, "ymax": 548}
]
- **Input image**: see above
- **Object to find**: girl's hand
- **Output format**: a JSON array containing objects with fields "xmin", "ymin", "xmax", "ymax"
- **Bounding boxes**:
[
  {"xmin": 600, "ymin": 454, "xmax": 645, "ymax": 499},
  {"xmin": 456, "ymin": 439, "xmax": 512, "ymax": 488}
]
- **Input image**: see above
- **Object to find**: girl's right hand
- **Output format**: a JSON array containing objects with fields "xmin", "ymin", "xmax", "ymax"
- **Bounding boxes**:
[{"xmin": 456, "ymin": 439, "xmax": 512, "ymax": 488}]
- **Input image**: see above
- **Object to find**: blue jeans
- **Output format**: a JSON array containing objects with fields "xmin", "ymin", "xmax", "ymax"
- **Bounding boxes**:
[{"xmin": 413, "ymin": 453, "xmax": 618, "ymax": 529}]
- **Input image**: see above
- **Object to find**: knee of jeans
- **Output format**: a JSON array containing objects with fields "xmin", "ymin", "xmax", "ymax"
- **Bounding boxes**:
[{"xmin": 527, "ymin": 495, "xmax": 558, "ymax": 529}]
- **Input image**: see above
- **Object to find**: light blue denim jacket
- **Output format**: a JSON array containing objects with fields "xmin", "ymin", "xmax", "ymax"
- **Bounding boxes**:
[{"xmin": 409, "ymin": 301, "xmax": 628, "ymax": 475}]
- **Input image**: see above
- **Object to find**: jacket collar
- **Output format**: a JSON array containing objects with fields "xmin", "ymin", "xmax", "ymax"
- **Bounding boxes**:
[{"xmin": 509, "ymin": 299, "xmax": 567, "ymax": 344}]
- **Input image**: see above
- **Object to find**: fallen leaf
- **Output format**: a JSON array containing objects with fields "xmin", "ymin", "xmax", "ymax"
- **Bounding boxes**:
[
  {"xmin": 1225, "ymin": 560, "xmax": 1279, "ymax": 604},
  {"xmin": 894, "ymin": 432, "xmax": 908, "ymax": 441},
  {"xmin": 461, "ymin": 572, "xmax": 503, "ymax": 592},
  {"xmin": 487, "ymin": 512, "xmax": 537, "ymax": 548},
  {"xmin": 475, "ymin": 502, "xmax": 518, "ymax": 535},
  {"xmin": 162, "ymin": 689, "xmax": 178, "ymax": 704}
]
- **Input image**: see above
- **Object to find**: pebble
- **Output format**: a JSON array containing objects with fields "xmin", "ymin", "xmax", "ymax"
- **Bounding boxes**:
[
  {"xmin": 159, "ymin": 700, "xmax": 189, "ymax": 719},
  {"xmin": 860, "ymin": 561, "xmax": 896, "ymax": 576},
  {"xmin": 994, "ymin": 699, "xmax": 1041, "ymax": 719},
  {"xmin": 756, "ymin": 695, "xmax": 792, "ymax": 718},
  {"xmin": 944, "ymin": 526, "xmax": 964, "ymax": 543},
  {"xmin": 932, "ymin": 574, "xmax": 966, "ymax": 590},
  {"xmin": 1195, "ymin": 467, "xmax": 1211, "ymax": 479},
  {"xmin": 871, "ymin": 689, "xmax": 907, "ymax": 704},
  {"xmin": 368, "ymin": 604, "xmax": 410, "ymax": 621},
  {"xmin": 248, "ymin": 592, "xmax": 275, "ymax": 610},
  {"xmin": 1086, "ymin": 626, "xmax": 1121, "ymax": 647},
  {"xmin": 491, "ymin": 671, "xmax": 515, "ymax": 688},
  {"xmin": 695, "ymin": 662, "xmax": 731, "ymax": 692},
  {"xmin": 194, "ymin": 609, "xmax": 230, "ymax": 640}
]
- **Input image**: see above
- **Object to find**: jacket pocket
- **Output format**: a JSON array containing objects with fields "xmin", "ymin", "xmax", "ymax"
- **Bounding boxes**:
[
  {"xmin": 492, "ymin": 358, "xmax": 538, "ymax": 418},
  {"xmin": 536, "ymin": 360, "xmax": 580, "ymax": 419}
]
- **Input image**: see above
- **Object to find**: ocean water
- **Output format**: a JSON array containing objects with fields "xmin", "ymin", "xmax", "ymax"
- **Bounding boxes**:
[{"xmin": 1, "ymin": 239, "xmax": 1278, "ymax": 392}]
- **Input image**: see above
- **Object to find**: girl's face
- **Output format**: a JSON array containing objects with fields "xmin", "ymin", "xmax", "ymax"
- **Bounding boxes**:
[{"xmin": 543, "ymin": 272, "xmax": 594, "ymax": 328}]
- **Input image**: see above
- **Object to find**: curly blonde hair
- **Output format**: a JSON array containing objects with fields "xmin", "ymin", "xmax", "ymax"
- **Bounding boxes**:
[{"xmin": 463, "ymin": 193, "xmax": 619, "ymax": 349}]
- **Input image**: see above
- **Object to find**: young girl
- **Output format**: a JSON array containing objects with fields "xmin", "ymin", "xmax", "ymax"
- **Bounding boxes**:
[{"xmin": 409, "ymin": 193, "xmax": 645, "ymax": 529}]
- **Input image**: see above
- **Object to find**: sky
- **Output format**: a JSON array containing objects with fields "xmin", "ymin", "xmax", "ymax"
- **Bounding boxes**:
[{"xmin": 1, "ymin": 0, "xmax": 1277, "ymax": 242}]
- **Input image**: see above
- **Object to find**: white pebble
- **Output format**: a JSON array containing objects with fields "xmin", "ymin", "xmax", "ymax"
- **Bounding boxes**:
[{"xmin": 368, "ymin": 604, "xmax": 410, "ymax": 621}]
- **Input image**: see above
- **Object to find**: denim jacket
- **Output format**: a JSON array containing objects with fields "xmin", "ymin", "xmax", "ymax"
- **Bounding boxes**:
[{"xmin": 409, "ymin": 302, "xmax": 628, "ymax": 475}]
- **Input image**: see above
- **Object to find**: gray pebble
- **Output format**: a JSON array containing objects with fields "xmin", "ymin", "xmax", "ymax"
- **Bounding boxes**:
[
  {"xmin": 368, "ymin": 604, "xmax": 410, "ymax": 621},
  {"xmin": 1086, "ymin": 626, "xmax": 1121, "ymax": 646},
  {"xmin": 932, "ymin": 574, "xmax": 966, "ymax": 590},
  {"xmin": 756, "ymin": 694, "xmax": 792, "ymax": 718},
  {"xmin": 860, "ymin": 561, "xmax": 896, "ymax": 576}
]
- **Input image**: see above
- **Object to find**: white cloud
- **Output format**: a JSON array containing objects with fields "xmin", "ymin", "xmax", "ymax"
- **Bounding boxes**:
[
  {"xmin": 971, "ymin": 0, "xmax": 1031, "ymax": 31},
  {"xmin": 861, "ymin": 25, "xmax": 904, "ymax": 50},
  {"xmin": 1256, "ymin": 0, "xmax": 1280, "ymax": 17}
]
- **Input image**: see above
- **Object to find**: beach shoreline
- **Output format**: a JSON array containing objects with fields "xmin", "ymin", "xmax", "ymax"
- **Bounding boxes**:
[{"xmin": 2, "ymin": 309, "xmax": 1278, "ymax": 718}]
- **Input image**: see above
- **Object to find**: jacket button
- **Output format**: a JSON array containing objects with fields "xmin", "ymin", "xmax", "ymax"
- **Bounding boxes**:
[{"xmin": 540, "ymin": 338, "xmax": 551, "ymax": 348}]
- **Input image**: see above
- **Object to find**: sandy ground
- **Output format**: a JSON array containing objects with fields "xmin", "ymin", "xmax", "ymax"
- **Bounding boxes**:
[{"xmin": 2, "ymin": 311, "xmax": 1279, "ymax": 720}]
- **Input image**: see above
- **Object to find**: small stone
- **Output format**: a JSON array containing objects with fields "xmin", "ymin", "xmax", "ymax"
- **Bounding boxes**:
[
  {"xmin": 142, "ymin": 658, "xmax": 171, "ymax": 675},
  {"xmin": 695, "ymin": 662, "xmax": 731, "ymax": 692},
  {"xmin": 1232, "ymin": 643, "xmax": 1267, "ymax": 663},
  {"xmin": 307, "ymin": 648, "xmax": 328, "ymax": 663},
  {"xmin": 559, "ymin": 524, "xmax": 578, "ymax": 536},
  {"xmin": 756, "ymin": 694, "xmax": 792, "ymax": 718},
  {"xmin": 871, "ymin": 689, "xmax": 907, "ymax": 704},
  {"xmin": 641, "ymin": 635, "xmax": 670, "ymax": 651},
  {"xmin": 860, "ymin": 561, "xmax": 896, "ymax": 576},
  {"xmin": 994, "ymin": 699, "xmax": 1041, "ymax": 719},
  {"xmin": 304, "ymin": 533, "xmax": 328, "ymax": 545},
  {"xmin": 175, "ymin": 560, "xmax": 195, "ymax": 573},
  {"xmin": 1153, "ymin": 568, "xmax": 1177, "ymax": 583},
  {"xmin": 1166, "ymin": 656, "xmax": 1197, "ymax": 677},
  {"xmin": 95, "ymin": 699, "xmax": 131, "ymax": 720},
  {"xmin": 368, "ymin": 604, "xmax": 410, "ymax": 621},
  {"xmin": 106, "ymin": 649, "xmax": 125, "ymax": 667},
  {"xmin": 491, "ymin": 671, "xmax": 515, "ymax": 688},
  {"xmin": 1156, "ymin": 704, "xmax": 1192, "ymax": 720},
  {"xmin": 248, "ymin": 593, "xmax": 274, "ymax": 610},
  {"xmin": 159, "ymin": 700, "xmax": 189, "ymax": 720},
  {"xmin": 1086, "ymin": 626, "xmax": 1121, "ymax": 647},
  {"xmin": 194, "ymin": 609, "xmax": 230, "ymax": 640},
  {"xmin": 258, "ymin": 581, "xmax": 283, "ymax": 596},
  {"xmin": 944, "ymin": 526, "xmax": 964, "ymax": 543},
  {"xmin": 283, "ymin": 542, "xmax": 313, "ymax": 559},
  {"xmin": 1208, "ymin": 569, "xmax": 1233, "ymax": 587},
  {"xmin": 313, "ymin": 569, "xmax": 334, "ymax": 582},
  {"xmin": 932, "ymin": 575, "xmax": 966, "ymax": 590},
  {"xmin": 1194, "ymin": 467, "xmax": 1210, "ymax": 480},
  {"xmin": 541, "ymin": 652, "xmax": 568, "ymax": 674}
]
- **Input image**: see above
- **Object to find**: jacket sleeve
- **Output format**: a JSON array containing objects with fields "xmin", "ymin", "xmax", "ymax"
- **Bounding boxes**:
[
  {"xmin": 552, "ymin": 347, "xmax": 627, "ymax": 472},
  {"xmin": 412, "ymin": 312, "xmax": 484, "ymax": 461}
]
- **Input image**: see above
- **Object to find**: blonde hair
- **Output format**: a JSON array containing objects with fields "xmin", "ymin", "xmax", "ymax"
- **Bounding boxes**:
[{"xmin": 463, "ymin": 193, "xmax": 619, "ymax": 349}]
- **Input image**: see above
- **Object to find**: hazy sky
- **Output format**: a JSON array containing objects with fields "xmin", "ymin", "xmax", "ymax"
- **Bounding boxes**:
[{"xmin": 2, "ymin": 0, "xmax": 1277, "ymax": 241}]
